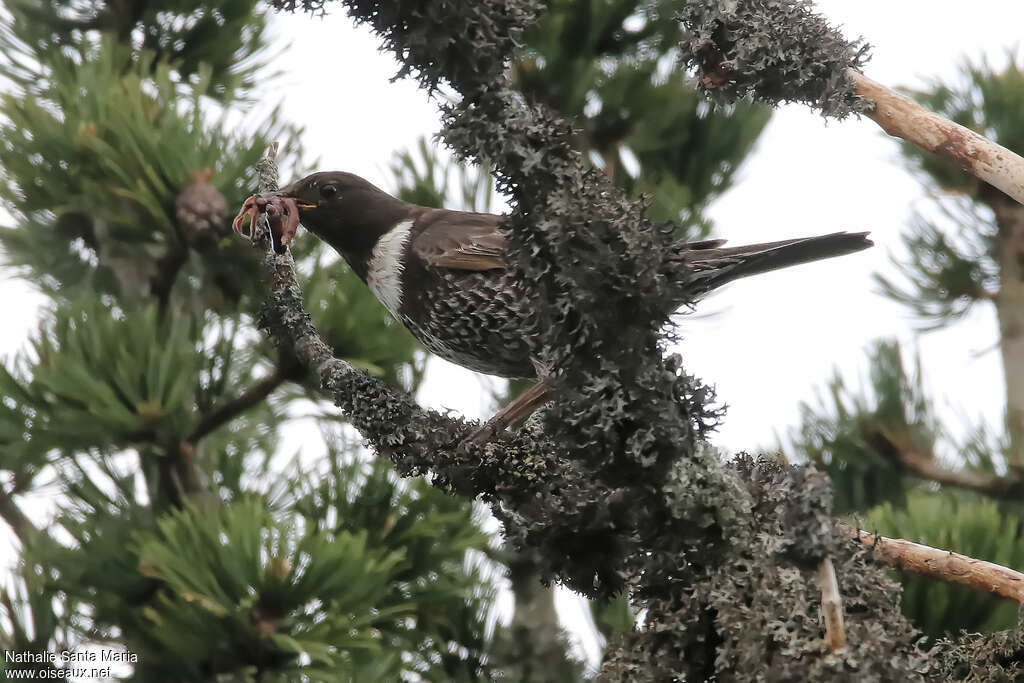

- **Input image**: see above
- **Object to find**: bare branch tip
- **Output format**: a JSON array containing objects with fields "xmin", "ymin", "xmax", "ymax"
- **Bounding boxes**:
[
  {"xmin": 818, "ymin": 556, "xmax": 847, "ymax": 652},
  {"xmin": 848, "ymin": 69, "xmax": 1024, "ymax": 206}
]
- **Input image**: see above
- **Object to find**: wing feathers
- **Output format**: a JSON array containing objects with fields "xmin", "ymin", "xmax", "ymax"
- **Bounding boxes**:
[{"xmin": 412, "ymin": 212, "xmax": 507, "ymax": 271}]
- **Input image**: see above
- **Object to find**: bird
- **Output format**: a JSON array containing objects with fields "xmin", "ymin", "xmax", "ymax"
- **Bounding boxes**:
[{"xmin": 234, "ymin": 171, "xmax": 872, "ymax": 442}]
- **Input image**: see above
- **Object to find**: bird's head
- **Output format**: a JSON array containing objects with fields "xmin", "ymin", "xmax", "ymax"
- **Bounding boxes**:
[{"xmin": 274, "ymin": 171, "xmax": 404, "ymax": 254}]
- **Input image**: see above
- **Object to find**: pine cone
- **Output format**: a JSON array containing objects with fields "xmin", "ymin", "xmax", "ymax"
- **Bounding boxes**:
[{"xmin": 175, "ymin": 168, "xmax": 228, "ymax": 248}]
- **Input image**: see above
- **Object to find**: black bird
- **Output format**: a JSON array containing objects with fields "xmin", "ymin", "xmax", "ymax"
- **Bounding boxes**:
[{"xmin": 237, "ymin": 171, "xmax": 872, "ymax": 440}]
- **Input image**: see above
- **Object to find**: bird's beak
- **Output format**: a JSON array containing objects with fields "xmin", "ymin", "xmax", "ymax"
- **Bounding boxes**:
[{"xmin": 271, "ymin": 184, "xmax": 317, "ymax": 211}]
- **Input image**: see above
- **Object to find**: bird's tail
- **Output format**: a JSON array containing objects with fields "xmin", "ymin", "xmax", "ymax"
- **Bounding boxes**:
[{"xmin": 672, "ymin": 231, "xmax": 873, "ymax": 294}]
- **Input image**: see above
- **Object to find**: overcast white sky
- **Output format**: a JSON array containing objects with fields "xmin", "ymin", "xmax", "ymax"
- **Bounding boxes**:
[{"xmin": 2, "ymin": 0, "xmax": 1023, "ymax": 673}]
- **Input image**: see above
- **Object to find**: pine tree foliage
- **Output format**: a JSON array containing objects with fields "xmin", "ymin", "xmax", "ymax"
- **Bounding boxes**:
[
  {"xmin": 876, "ymin": 200, "xmax": 998, "ymax": 329},
  {"xmin": 0, "ymin": 35, "xmax": 293, "ymax": 303},
  {"xmin": 0, "ymin": 2, "xmax": 420, "ymax": 375},
  {"xmin": 2, "ymin": 0, "xmax": 270, "ymax": 99},
  {"xmin": 136, "ymin": 498, "xmax": 410, "ymax": 679},
  {"xmin": 0, "ymin": 1, "xmax": 496, "ymax": 679},
  {"xmin": 793, "ymin": 339, "xmax": 1024, "ymax": 634},
  {"xmin": 390, "ymin": 138, "xmax": 496, "ymax": 214},
  {"xmin": 7, "ymin": 441, "xmax": 498, "ymax": 681},
  {"xmin": 2, "ymin": 300, "xmax": 223, "ymax": 457},
  {"xmin": 793, "ymin": 339, "xmax": 936, "ymax": 514},
  {"xmin": 0, "ymin": 574, "xmax": 72, "ymax": 677}
]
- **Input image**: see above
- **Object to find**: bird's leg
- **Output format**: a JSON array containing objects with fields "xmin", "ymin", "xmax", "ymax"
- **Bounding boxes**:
[{"xmin": 468, "ymin": 377, "xmax": 554, "ymax": 444}]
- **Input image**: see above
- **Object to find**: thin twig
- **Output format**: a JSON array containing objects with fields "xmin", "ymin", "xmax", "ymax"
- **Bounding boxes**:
[
  {"xmin": 818, "ymin": 557, "xmax": 847, "ymax": 652},
  {"xmin": 850, "ymin": 70, "xmax": 1024, "ymax": 206},
  {"xmin": 188, "ymin": 369, "xmax": 287, "ymax": 443},
  {"xmin": 842, "ymin": 523, "xmax": 1024, "ymax": 603},
  {"xmin": 865, "ymin": 427, "xmax": 1024, "ymax": 500}
]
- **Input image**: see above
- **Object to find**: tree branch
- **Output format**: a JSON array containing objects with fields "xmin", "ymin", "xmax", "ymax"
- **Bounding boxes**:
[
  {"xmin": 150, "ymin": 245, "xmax": 188, "ymax": 310},
  {"xmin": 679, "ymin": 3, "xmax": 1024, "ymax": 206},
  {"xmin": 865, "ymin": 427, "xmax": 1024, "ymax": 500},
  {"xmin": 842, "ymin": 523, "xmax": 1024, "ymax": 603},
  {"xmin": 850, "ymin": 71, "xmax": 1024, "ymax": 206},
  {"xmin": 187, "ymin": 369, "xmax": 288, "ymax": 443}
]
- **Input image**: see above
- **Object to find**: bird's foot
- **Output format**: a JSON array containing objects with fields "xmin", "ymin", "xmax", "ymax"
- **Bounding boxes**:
[
  {"xmin": 463, "ymin": 378, "xmax": 554, "ymax": 445},
  {"xmin": 466, "ymin": 417, "xmax": 509, "ymax": 445}
]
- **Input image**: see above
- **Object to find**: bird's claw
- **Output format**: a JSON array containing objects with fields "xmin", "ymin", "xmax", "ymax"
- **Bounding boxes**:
[{"xmin": 466, "ymin": 420, "xmax": 504, "ymax": 445}]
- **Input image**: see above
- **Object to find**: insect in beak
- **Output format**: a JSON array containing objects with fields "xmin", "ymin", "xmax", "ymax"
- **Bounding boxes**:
[{"xmin": 232, "ymin": 192, "xmax": 306, "ymax": 248}]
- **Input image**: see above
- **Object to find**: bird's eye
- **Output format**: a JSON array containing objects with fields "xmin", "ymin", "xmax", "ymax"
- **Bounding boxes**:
[{"xmin": 319, "ymin": 184, "xmax": 339, "ymax": 200}]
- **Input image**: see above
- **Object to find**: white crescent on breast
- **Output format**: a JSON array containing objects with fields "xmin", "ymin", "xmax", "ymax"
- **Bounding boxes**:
[{"xmin": 366, "ymin": 219, "xmax": 415, "ymax": 319}]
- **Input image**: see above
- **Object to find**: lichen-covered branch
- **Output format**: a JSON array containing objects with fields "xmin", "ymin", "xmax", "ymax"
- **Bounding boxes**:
[
  {"xmin": 844, "ymin": 524, "xmax": 1024, "ymax": 603},
  {"xmin": 249, "ymin": 147, "xmax": 922, "ymax": 679},
  {"xmin": 679, "ymin": 0, "xmax": 870, "ymax": 117},
  {"xmin": 679, "ymin": 1, "xmax": 1024, "ymax": 206},
  {"xmin": 251, "ymin": 143, "xmax": 639, "ymax": 597}
]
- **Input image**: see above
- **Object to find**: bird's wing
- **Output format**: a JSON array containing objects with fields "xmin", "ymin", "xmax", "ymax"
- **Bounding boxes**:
[{"xmin": 411, "ymin": 211, "xmax": 508, "ymax": 271}]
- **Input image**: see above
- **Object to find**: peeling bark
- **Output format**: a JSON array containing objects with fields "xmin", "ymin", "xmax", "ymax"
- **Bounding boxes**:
[{"xmin": 852, "ymin": 71, "xmax": 1024, "ymax": 206}]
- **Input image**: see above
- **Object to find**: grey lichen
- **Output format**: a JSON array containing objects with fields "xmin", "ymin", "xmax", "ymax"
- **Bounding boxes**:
[
  {"xmin": 274, "ymin": 0, "xmax": 541, "ymax": 94},
  {"xmin": 938, "ymin": 612, "xmax": 1024, "ymax": 681},
  {"xmin": 598, "ymin": 454, "xmax": 933, "ymax": 681},
  {"xmin": 679, "ymin": 0, "xmax": 872, "ymax": 118}
]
